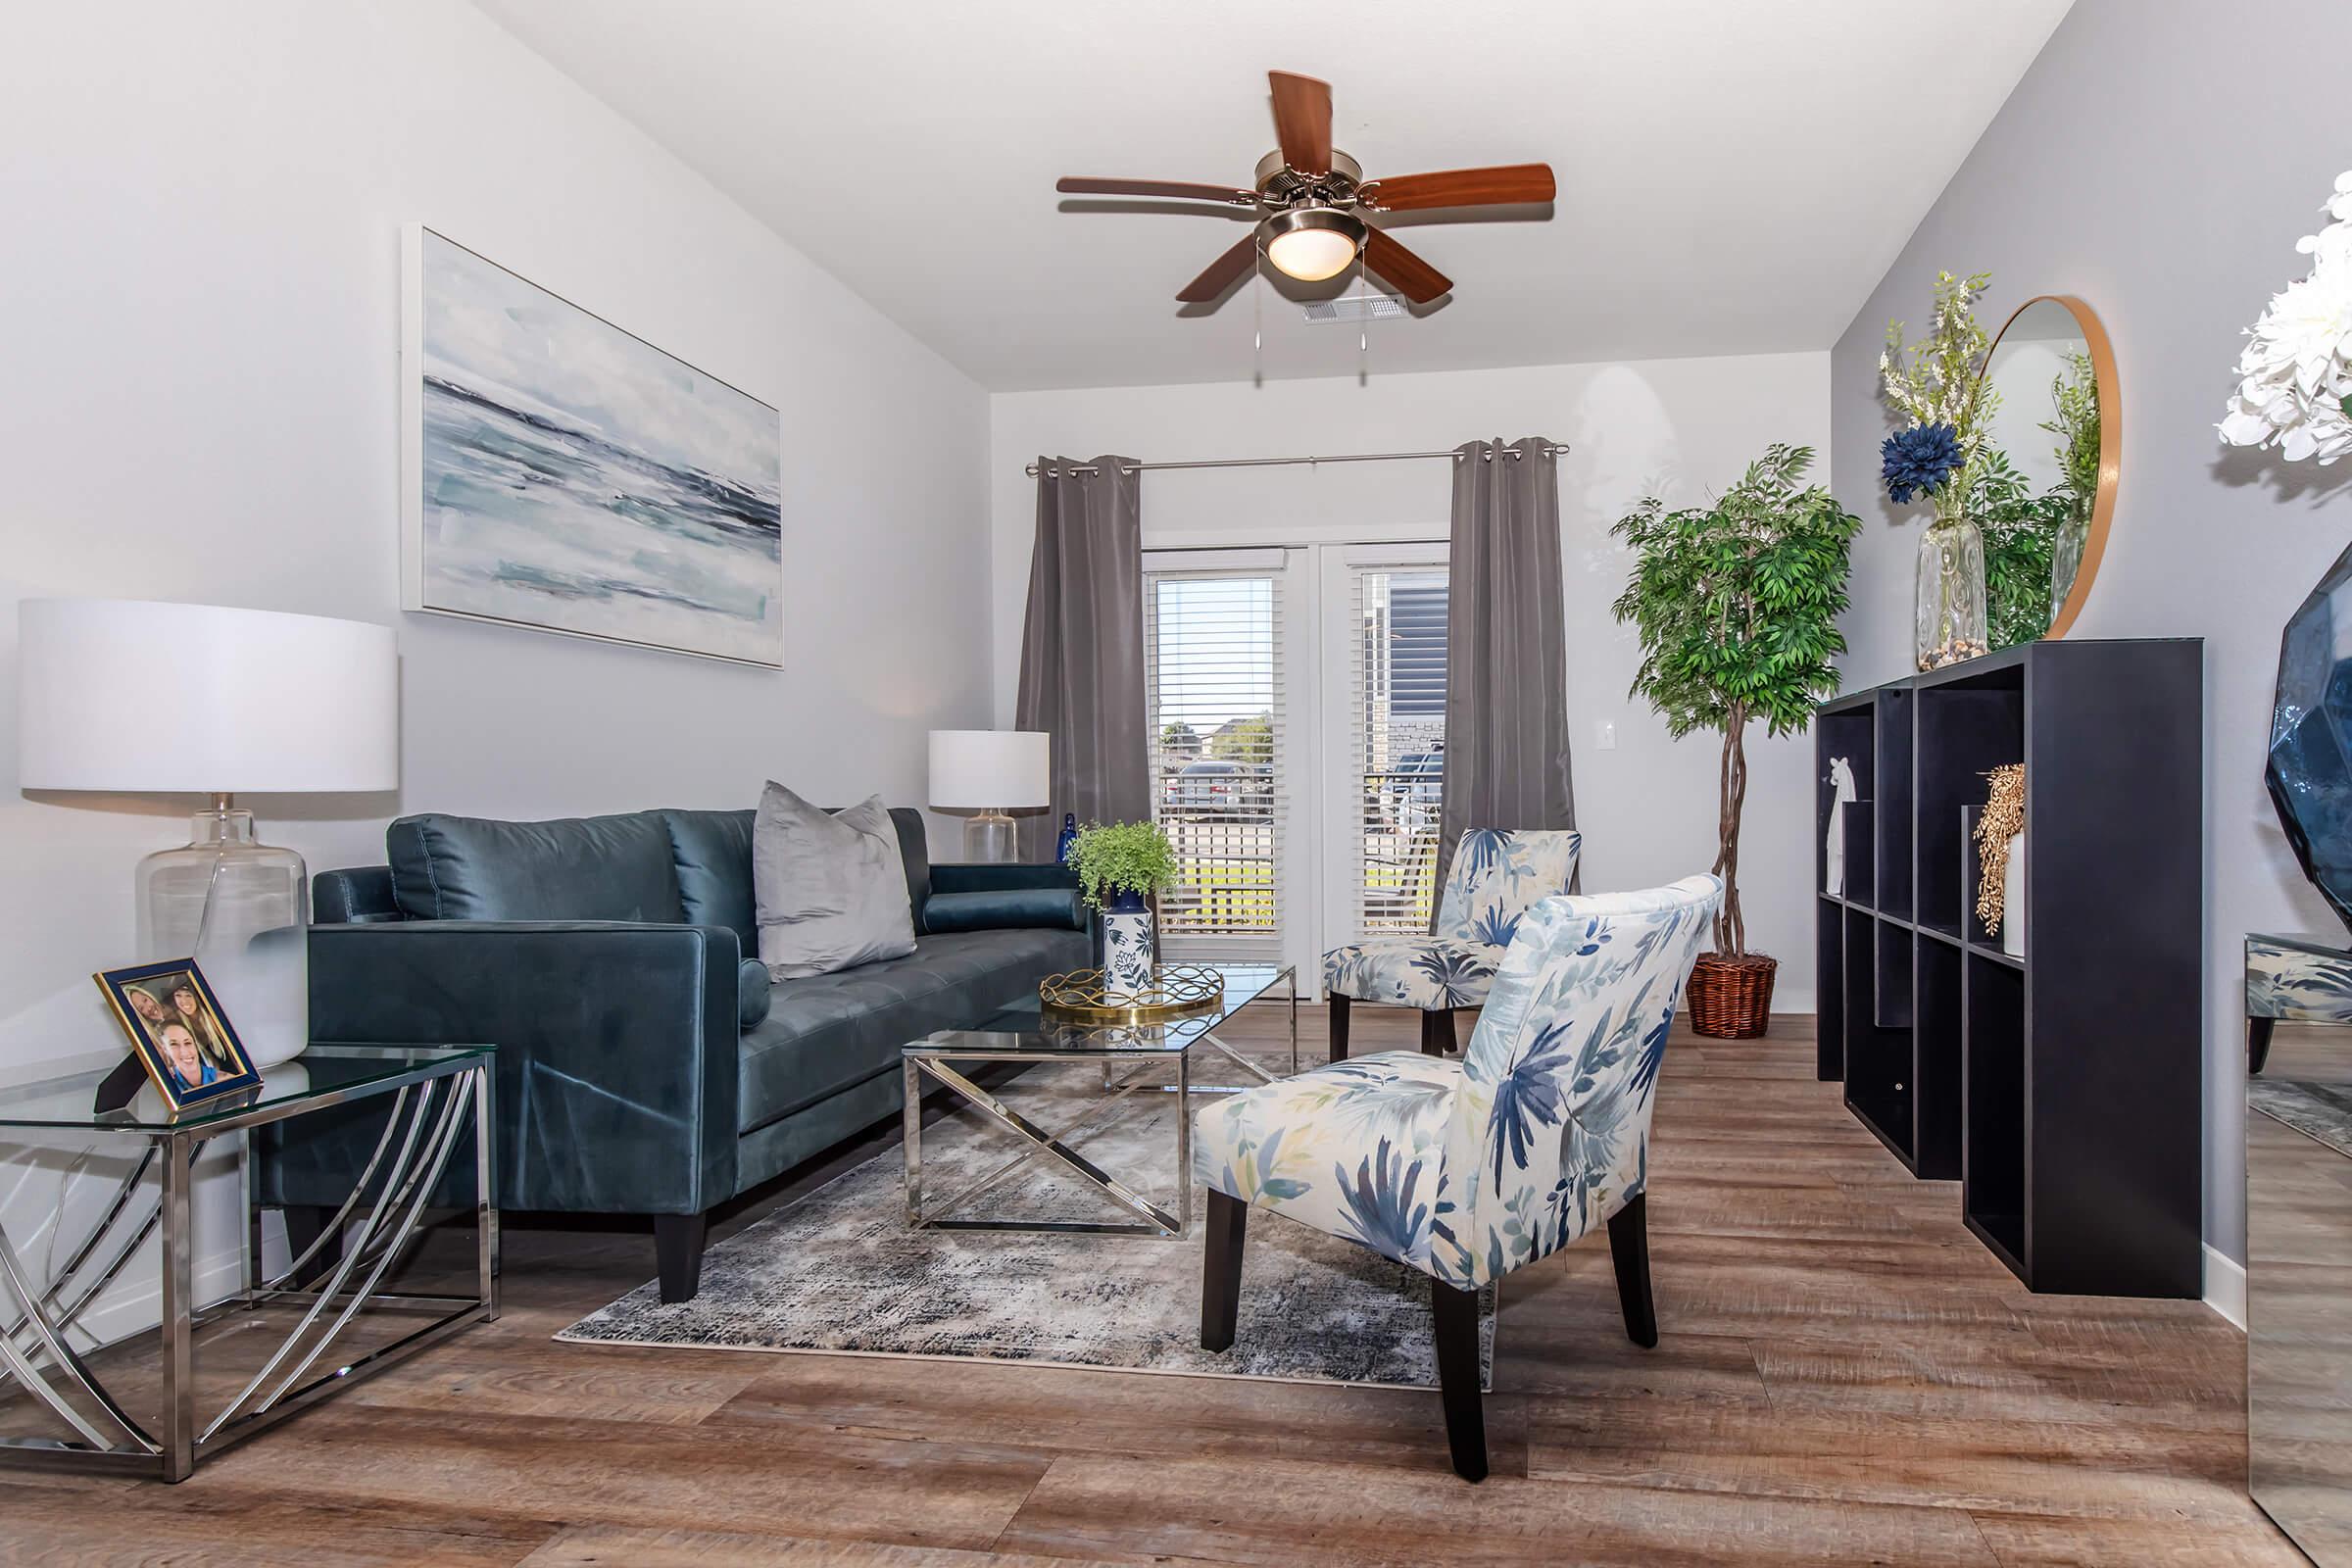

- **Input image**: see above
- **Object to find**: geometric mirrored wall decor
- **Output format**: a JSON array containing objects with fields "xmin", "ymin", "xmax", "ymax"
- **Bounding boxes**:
[{"xmin": 2269, "ymin": 537, "xmax": 2352, "ymax": 934}]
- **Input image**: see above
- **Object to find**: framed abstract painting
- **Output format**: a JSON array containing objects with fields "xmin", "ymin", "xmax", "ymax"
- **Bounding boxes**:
[{"xmin": 400, "ymin": 225, "xmax": 784, "ymax": 666}]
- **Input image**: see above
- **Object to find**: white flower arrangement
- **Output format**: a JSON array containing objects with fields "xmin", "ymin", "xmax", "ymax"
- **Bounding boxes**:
[{"xmin": 2221, "ymin": 171, "xmax": 2352, "ymax": 465}]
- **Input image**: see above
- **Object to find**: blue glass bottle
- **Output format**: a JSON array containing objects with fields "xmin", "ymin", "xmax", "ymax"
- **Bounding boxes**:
[{"xmin": 1054, "ymin": 813, "xmax": 1079, "ymax": 865}]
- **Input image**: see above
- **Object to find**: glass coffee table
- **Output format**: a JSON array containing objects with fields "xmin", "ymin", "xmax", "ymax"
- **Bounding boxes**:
[
  {"xmin": 0, "ymin": 1042, "xmax": 494, "ymax": 1481},
  {"xmin": 902, "ymin": 963, "xmax": 1297, "ymax": 1238}
]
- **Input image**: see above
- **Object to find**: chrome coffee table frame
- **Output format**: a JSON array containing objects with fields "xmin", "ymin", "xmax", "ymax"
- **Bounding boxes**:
[
  {"xmin": 0, "ymin": 1043, "xmax": 495, "ymax": 1482},
  {"xmin": 902, "ymin": 964, "xmax": 1296, "ymax": 1238}
]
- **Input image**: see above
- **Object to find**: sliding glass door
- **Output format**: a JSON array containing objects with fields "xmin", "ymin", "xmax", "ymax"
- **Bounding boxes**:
[
  {"xmin": 1143, "ymin": 551, "xmax": 1299, "ymax": 965},
  {"xmin": 1143, "ymin": 543, "xmax": 1448, "ymax": 987}
]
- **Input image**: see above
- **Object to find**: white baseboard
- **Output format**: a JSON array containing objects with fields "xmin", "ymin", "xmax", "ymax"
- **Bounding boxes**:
[{"xmin": 2205, "ymin": 1244, "xmax": 2247, "ymax": 1332}]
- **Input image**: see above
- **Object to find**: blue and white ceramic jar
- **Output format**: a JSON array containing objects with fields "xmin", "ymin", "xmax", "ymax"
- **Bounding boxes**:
[{"xmin": 1102, "ymin": 889, "xmax": 1154, "ymax": 997}]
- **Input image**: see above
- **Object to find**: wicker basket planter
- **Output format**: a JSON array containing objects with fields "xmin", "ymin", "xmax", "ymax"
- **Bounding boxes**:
[{"xmin": 1687, "ymin": 952, "xmax": 1777, "ymax": 1039}]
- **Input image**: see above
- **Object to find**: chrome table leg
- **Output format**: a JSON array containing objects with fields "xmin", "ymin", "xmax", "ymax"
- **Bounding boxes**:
[
  {"xmin": 903, "ymin": 1057, "xmax": 923, "ymax": 1225},
  {"xmin": 473, "ymin": 1064, "xmax": 499, "ymax": 1322},
  {"xmin": 1177, "ymin": 1045, "xmax": 1193, "ymax": 1232},
  {"xmin": 160, "ymin": 1134, "xmax": 195, "ymax": 1482}
]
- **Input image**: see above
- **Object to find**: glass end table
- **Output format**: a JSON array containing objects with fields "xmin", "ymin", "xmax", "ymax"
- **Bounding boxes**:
[
  {"xmin": 901, "ymin": 963, "xmax": 1297, "ymax": 1238},
  {"xmin": 0, "ymin": 1042, "xmax": 495, "ymax": 1481}
]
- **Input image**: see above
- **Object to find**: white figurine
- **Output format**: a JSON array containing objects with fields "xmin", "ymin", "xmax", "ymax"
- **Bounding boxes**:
[{"xmin": 1826, "ymin": 757, "xmax": 1857, "ymax": 897}]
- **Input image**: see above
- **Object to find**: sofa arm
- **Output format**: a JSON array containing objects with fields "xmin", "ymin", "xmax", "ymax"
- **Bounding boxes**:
[
  {"xmin": 316, "ymin": 865, "xmax": 403, "ymax": 923},
  {"xmin": 271, "ymin": 920, "xmax": 742, "ymax": 1216}
]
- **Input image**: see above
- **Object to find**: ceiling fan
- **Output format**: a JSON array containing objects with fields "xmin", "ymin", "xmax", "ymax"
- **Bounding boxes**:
[{"xmin": 1057, "ymin": 70, "xmax": 1555, "ymax": 307}]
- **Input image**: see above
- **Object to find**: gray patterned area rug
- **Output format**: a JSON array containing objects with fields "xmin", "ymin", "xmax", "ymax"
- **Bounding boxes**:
[{"xmin": 558, "ymin": 1047, "xmax": 1493, "ymax": 1390}]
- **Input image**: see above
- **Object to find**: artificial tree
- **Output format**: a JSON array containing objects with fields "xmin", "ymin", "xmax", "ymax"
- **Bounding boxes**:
[{"xmin": 1612, "ymin": 445, "xmax": 1860, "ymax": 1012}]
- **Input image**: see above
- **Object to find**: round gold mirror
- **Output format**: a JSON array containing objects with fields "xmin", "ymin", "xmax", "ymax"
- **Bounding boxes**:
[{"xmin": 1975, "ymin": 295, "xmax": 2118, "ymax": 645}]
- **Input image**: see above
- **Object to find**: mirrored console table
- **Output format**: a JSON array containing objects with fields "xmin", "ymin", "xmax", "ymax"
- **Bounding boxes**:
[{"xmin": 2248, "ymin": 932, "xmax": 2352, "ymax": 1562}]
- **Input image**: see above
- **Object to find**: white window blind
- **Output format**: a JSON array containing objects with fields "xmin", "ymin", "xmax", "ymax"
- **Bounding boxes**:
[
  {"xmin": 1145, "ymin": 566, "xmax": 1286, "ymax": 959},
  {"xmin": 1348, "ymin": 565, "xmax": 1449, "ymax": 937}
]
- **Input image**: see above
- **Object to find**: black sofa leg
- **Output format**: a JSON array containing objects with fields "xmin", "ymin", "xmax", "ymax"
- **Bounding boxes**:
[
  {"xmin": 1329, "ymin": 993, "xmax": 1351, "ymax": 1063},
  {"xmin": 281, "ymin": 1204, "xmax": 340, "ymax": 1288},
  {"xmin": 1420, "ymin": 1007, "xmax": 1454, "ymax": 1057},
  {"xmin": 654, "ymin": 1211, "xmax": 708, "ymax": 1303},
  {"xmin": 1432, "ymin": 1277, "xmax": 1488, "ymax": 1482},
  {"xmin": 1200, "ymin": 1191, "xmax": 1248, "ymax": 1351},
  {"xmin": 1608, "ymin": 1192, "xmax": 1659, "ymax": 1348}
]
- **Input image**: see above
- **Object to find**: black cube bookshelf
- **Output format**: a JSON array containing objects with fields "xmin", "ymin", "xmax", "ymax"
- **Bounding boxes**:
[{"xmin": 1812, "ymin": 638, "xmax": 2203, "ymax": 1297}]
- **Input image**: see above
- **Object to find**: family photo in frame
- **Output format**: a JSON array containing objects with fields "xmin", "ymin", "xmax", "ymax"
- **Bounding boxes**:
[{"xmin": 95, "ymin": 959, "xmax": 261, "ymax": 1110}]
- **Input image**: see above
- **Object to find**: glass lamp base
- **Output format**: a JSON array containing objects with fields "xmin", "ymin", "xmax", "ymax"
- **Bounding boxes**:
[
  {"xmin": 135, "ymin": 800, "xmax": 310, "ymax": 1067},
  {"xmin": 962, "ymin": 810, "xmax": 1018, "ymax": 863}
]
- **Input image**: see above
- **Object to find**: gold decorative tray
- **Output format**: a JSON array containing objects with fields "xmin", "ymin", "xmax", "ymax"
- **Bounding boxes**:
[{"xmin": 1039, "ymin": 964, "xmax": 1226, "ymax": 1026}]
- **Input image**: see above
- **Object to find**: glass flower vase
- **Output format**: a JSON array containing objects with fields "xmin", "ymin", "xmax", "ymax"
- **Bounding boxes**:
[
  {"xmin": 1915, "ymin": 506, "xmax": 1989, "ymax": 672},
  {"xmin": 2048, "ymin": 504, "xmax": 2089, "ymax": 626}
]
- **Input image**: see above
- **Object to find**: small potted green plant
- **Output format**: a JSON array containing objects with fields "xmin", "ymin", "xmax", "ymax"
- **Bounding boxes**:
[
  {"xmin": 1068, "ymin": 820, "xmax": 1179, "ymax": 995},
  {"xmin": 1612, "ymin": 443, "xmax": 1860, "ymax": 1037}
]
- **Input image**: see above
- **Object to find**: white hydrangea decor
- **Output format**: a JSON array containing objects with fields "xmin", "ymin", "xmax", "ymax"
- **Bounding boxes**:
[{"xmin": 2221, "ymin": 171, "xmax": 2352, "ymax": 465}]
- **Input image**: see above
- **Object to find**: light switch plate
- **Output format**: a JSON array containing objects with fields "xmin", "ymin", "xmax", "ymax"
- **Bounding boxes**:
[{"xmin": 1595, "ymin": 720, "xmax": 1617, "ymax": 751}]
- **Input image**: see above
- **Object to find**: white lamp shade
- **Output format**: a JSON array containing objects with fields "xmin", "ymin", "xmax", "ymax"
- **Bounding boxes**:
[
  {"xmin": 18, "ymin": 599, "xmax": 399, "ymax": 793},
  {"xmin": 928, "ymin": 729, "xmax": 1050, "ymax": 809}
]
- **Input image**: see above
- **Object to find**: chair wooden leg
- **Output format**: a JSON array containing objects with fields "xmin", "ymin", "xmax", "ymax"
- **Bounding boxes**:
[
  {"xmin": 1607, "ymin": 1192, "xmax": 1658, "ymax": 1348},
  {"xmin": 1200, "ymin": 1191, "xmax": 1248, "ymax": 1350},
  {"xmin": 1329, "ymin": 992, "xmax": 1352, "ymax": 1063},
  {"xmin": 1420, "ymin": 1007, "xmax": 1454, "ymax": 1057},
  {"xmin": 1431, "ymin": 1277, "xmax": 1488, "ymax": 1482}
]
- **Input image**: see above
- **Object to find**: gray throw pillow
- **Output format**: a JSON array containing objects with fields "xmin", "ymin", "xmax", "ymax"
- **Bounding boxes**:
[{"xmin": 751, "ymin": 784, "xmax": 917, "ymax": 979}]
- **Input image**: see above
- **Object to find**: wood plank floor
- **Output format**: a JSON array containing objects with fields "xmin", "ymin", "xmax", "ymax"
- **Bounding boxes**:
[{"xmin": 0, "ymin": 1006, "xmax": 2297, "ymax": 1566}]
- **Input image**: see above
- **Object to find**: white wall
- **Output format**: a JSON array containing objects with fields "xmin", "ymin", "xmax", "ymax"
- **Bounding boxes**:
[
  {"xmin": 1829, "ymin": 0, "xmax": 2352, "ymax": 1266},
  {"xmin": 989, "ymin": 352, "xmax": 1833, "ymax": 1006},
  {"xmin": 0, "ymin": 0, "xmax": 992, "ymax": 1343}
]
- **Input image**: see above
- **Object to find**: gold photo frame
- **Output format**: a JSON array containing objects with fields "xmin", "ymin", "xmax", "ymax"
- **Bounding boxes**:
[{"xmin": 94, "ymin": 958, "xmax": 261, "ymax": 1111}]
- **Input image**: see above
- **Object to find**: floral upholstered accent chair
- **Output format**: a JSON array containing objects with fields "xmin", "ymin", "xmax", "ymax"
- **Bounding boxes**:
[
  {"xmin": 1199, "ymin": 874, "xmax": 1721, "ymax": 1481},
  {"xmin": 1322, "ymin": 828, "xmax": 1581, "ymax": 1061}
]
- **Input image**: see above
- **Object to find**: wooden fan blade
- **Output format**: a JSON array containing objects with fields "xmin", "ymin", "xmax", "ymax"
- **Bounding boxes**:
[
  {"xmin": 1360, "ymin": 164, "xmax": 1556, "ymax": 212},
  {"xmin": 1058, "ymin": 176, "xmax": 1257, "ymax": 205},
  {"xmin": 1177, "ymin": 234, "xmax": 1259, "ymax": 303},
  {"xmin": 1363, "ymin": 229, "xmax": 1450, "ymax": 304},
  {"xmin": 1268, "ymin": 70, "xmax": 1333, "ymax": 176}
]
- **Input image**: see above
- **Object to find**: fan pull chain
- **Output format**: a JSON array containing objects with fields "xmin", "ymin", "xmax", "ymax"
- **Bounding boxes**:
[
  {"xmin": 1358, "ymin": 247, "xmax": 1369, "ymax": 382},
  {"xmin": 1251, "ymin": 243, "xmax": 1264, "ymax": 387}
]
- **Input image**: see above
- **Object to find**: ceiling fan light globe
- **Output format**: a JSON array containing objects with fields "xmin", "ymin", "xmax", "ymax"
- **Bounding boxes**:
[
  {"xmin": 1267, "ymin": 228, "xmax": 1356, "ymax": 281},
  {"xmin": 1260, "ymin": 206, "xmax": 1368, "ymax": 283}
]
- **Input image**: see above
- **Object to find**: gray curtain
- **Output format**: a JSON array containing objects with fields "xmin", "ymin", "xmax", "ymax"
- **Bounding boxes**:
[
  {"xmin": 1433, "ymin": 437, "xmax": 1576, "ymax": 913},
  {"xmin": 1013, "ymin": 455, "xmax": 1151, "ymax": 859}
]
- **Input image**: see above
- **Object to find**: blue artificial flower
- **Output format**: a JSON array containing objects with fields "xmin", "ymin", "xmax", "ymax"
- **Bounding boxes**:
[{"xmin": 1881, "ymin": 421, "xmax": 1963, "ymax": 504}]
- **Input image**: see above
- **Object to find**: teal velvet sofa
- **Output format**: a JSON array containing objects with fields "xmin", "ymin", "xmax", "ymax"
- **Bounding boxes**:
[{"xmin": 260, "ymin": 806, "xmax": 1089, "ymax": 1300}]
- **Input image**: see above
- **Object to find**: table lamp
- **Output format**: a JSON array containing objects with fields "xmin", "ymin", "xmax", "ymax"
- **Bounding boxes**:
[
  {"xmin": 927, "ymin": 729, "xmax": 1050, "ymax": 863},
  {"xmin": 18, "ymin": 599, "xmax": 399, "ymax": 1065}
]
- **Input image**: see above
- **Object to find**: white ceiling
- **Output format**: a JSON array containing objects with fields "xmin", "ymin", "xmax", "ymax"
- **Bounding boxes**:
[{"xmin": 477, "ymin": 0, "xmax": 2073, "ymax": 392}]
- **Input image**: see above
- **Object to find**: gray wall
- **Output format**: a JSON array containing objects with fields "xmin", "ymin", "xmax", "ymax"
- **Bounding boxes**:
[{"xmin": 1830, "ymin": 0, "xmax": 2352, "ymax": 1265}]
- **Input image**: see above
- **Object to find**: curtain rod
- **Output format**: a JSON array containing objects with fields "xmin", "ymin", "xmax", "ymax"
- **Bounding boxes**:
[{"xmin": 1024, "ymin": 443, "xmax": 1571, "ymax": 478}]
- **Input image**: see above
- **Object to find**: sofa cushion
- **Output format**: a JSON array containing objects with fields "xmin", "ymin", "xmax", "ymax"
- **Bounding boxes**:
[
  {"xmin": 660, "ymin": 806, "xmax": 932, "ymax": 953},
  {"xmin": 387, "ymin": 810, "xmax": 684, "ymax": 923},
  {"xmin": 738, "ymin": 927, "xmax": 1090, "ymax": 1134},
  {"xmin": 661, "ymin": 808, "xmax": 759, "ymax": 952}
]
